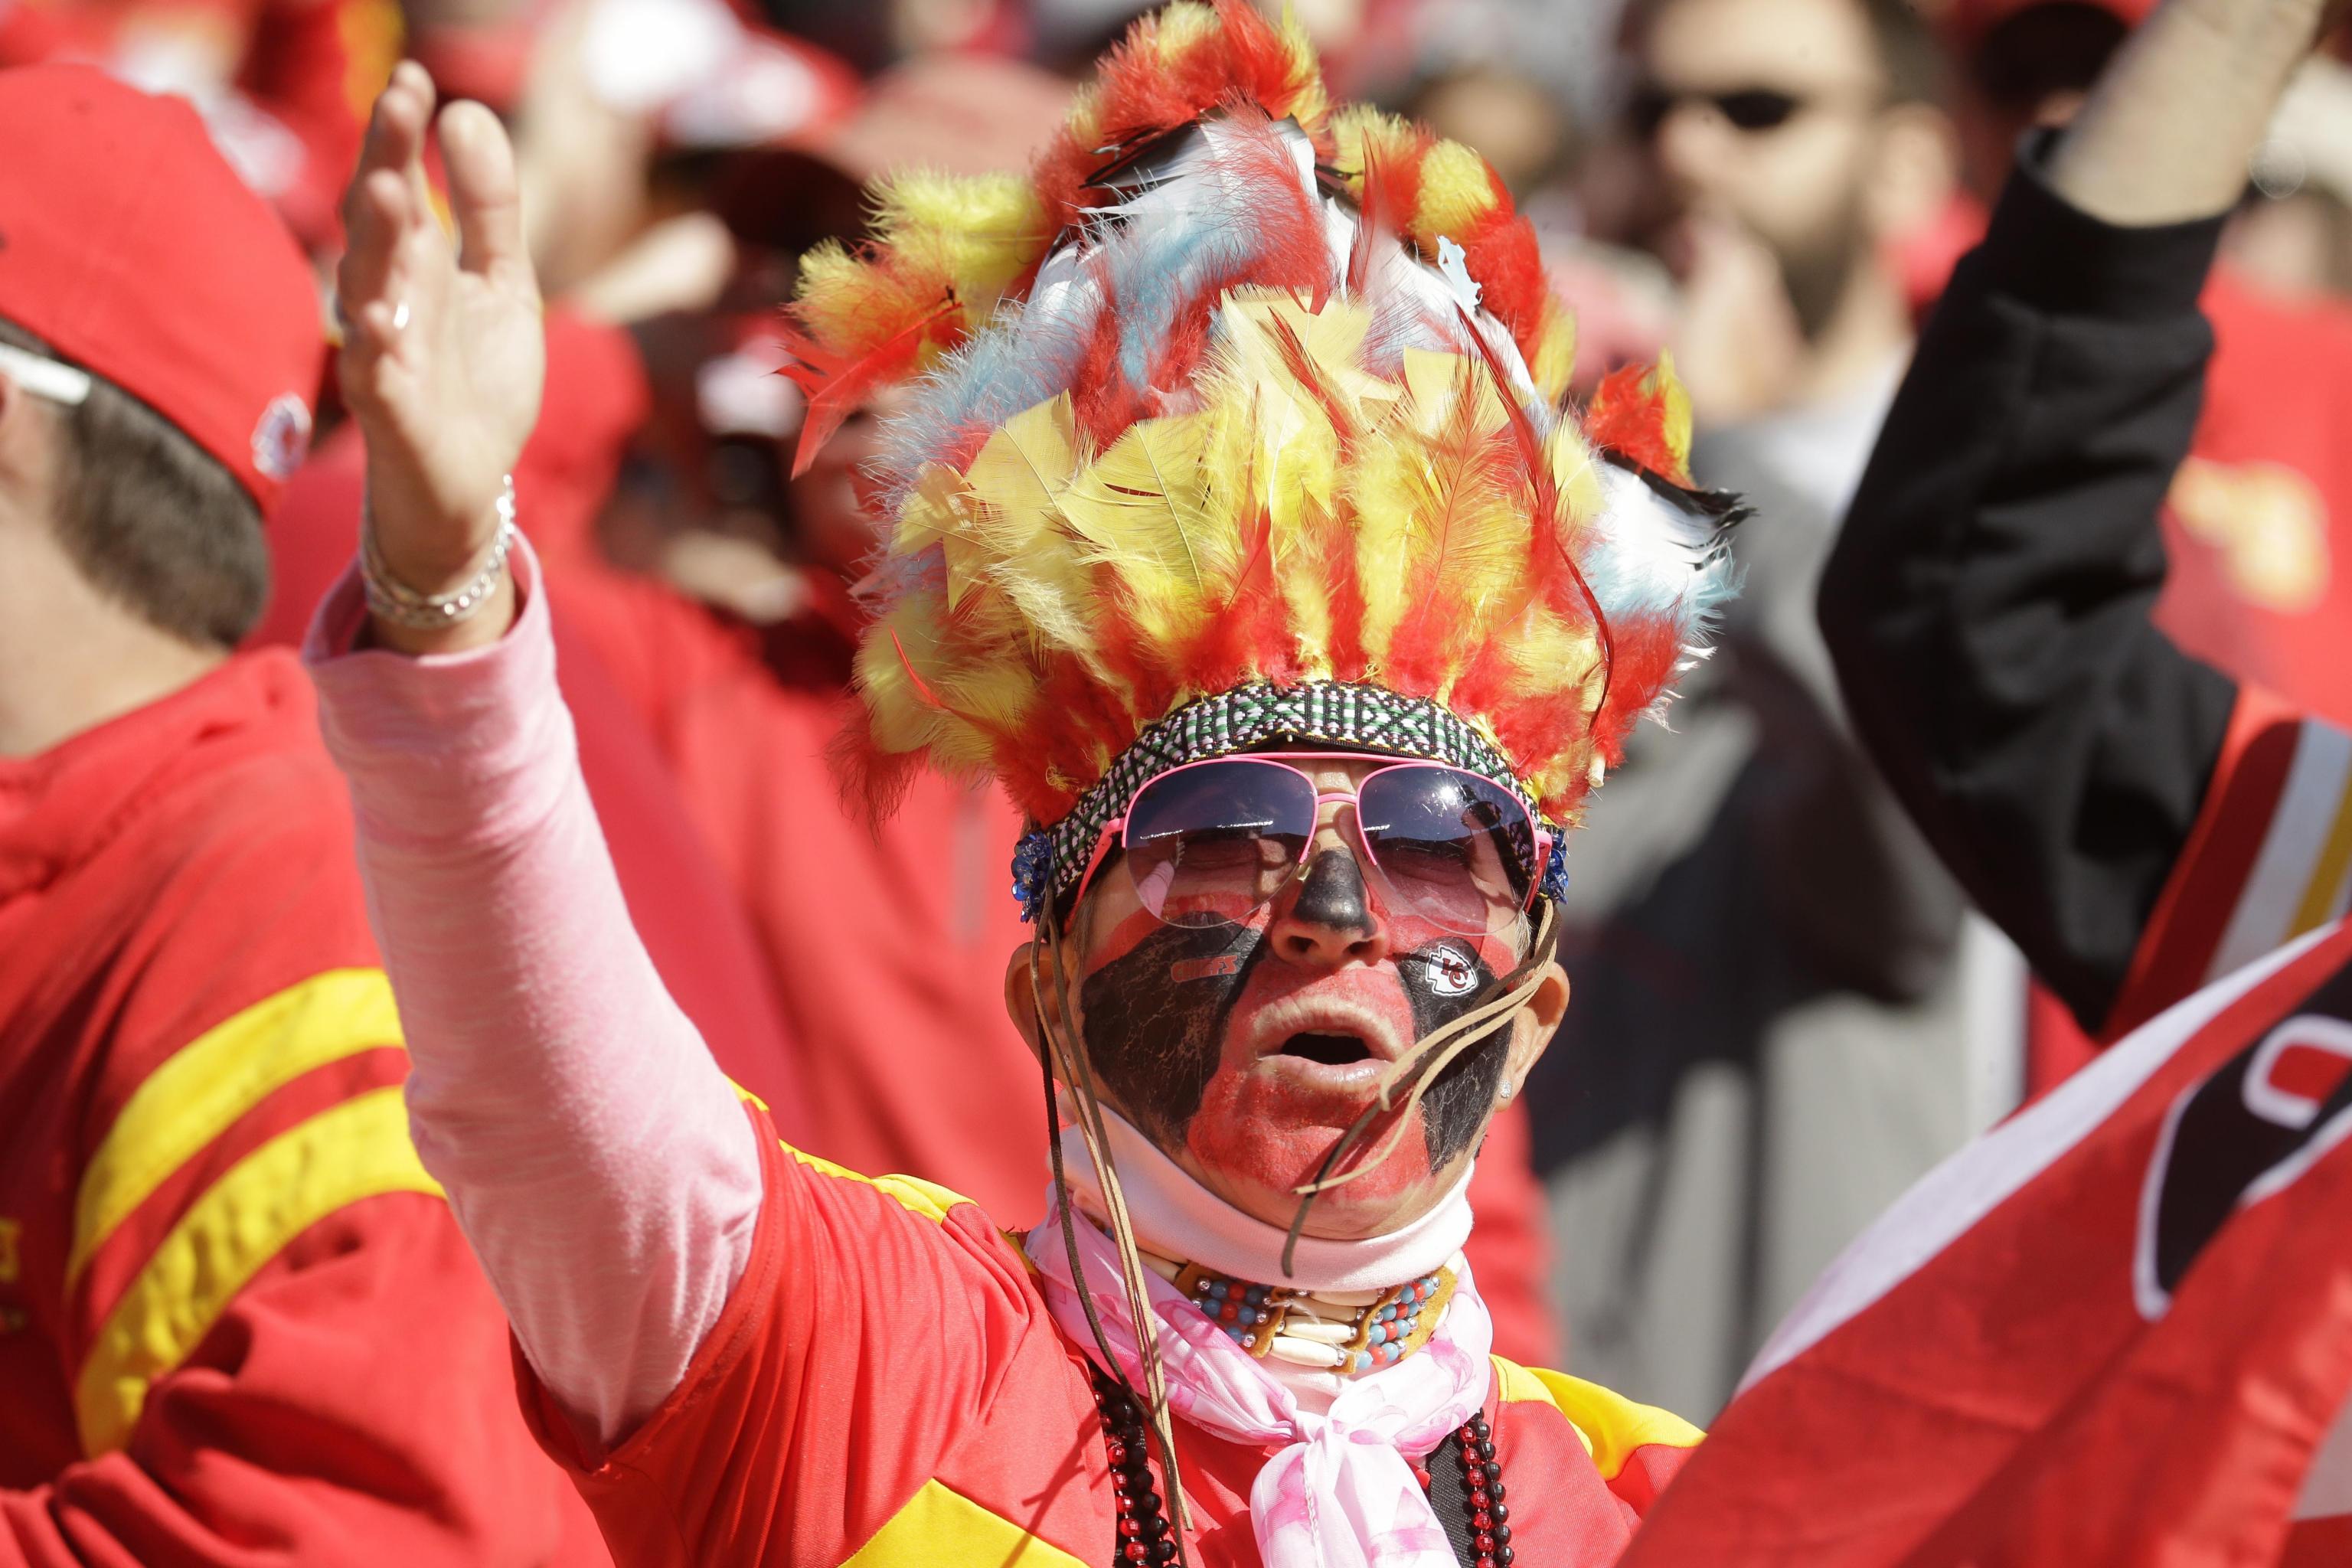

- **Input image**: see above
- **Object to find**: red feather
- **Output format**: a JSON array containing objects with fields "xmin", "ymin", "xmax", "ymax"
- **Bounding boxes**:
[
  {"xmin": 782, "ymin": 300, "xmax": 959, "ymax": 478},
  {"xmin": 1586, "ymin": 362, "xmax": 1691, "ymax": 485}
]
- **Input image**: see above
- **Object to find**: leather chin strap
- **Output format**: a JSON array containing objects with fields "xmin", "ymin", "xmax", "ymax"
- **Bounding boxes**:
[{"xmin": 1034, "ymin": 894, "xmax": 1198, "ymax": 1554}]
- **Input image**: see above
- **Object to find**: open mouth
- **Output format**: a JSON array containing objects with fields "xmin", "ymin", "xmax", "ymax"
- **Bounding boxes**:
[{"xmin": 1278, "ymin": 1031, "xmax": 1375, "ymax": 1066}]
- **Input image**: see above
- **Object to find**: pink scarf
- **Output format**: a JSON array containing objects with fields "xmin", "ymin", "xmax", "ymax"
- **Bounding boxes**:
[{"xmin": 1025, "ymin": 1194, "xmax": 1494, "ymax": 1568}]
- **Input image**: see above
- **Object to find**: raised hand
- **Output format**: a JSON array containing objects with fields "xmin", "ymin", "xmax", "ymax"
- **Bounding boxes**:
[{"xmin": 337, "ymin": 63, "xmax": 544, "ymax": 654}]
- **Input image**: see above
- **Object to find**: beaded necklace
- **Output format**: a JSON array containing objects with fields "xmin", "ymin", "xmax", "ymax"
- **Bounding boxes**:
[
  {"xmin": 1088, "ymin": 1367, "xmax": 1516, "ymax": 1568},
  {"xmin": 1144, "ymin": 1251, "xmax": 1459, "ymax": 1375}
]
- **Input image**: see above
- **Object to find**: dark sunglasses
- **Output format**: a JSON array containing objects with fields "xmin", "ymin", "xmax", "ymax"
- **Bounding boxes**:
[
  {"xmin": 1628, "ymin": 84, "xmax": 1806, "ymax": 139},
  {"xmin": 1070, "ymin": 753, "xmax": 1552, "ymax": 937}
]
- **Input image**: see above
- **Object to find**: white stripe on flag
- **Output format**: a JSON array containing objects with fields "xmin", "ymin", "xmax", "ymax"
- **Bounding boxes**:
[
  {"xmin": 2210, "ymin": 724, "xmax": 2352, "ymax": 982},
  {"xmin": 1737, "ymin": 924, "xmax": 2341, "ymax": 1396},
  {"xmin": 2295, "ymin": 1395, "xmax": 2352, "ymax": 1521}
]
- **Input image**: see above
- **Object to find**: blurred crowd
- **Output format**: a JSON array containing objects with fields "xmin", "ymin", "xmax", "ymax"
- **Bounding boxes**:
[{"xmin": 5, "ymin": 0, "xmax": 2352, "ymax": 1517}]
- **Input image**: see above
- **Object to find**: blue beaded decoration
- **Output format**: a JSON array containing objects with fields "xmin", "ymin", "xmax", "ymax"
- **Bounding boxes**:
[
  {"xmin": 1011, "ymin": 831, "xmax": 1054, "ymax": 924},
  {"xmin": 1539, "ymin": 834, "xmax": 1570, "ymax": 903}
]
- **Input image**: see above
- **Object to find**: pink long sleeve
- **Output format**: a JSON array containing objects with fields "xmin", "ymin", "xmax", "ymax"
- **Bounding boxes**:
[{"xmin": 305, "ymin": 541, "xmax": 762, "ymax": 1448}]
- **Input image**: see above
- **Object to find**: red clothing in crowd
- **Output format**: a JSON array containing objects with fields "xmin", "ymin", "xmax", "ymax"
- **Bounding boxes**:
[
  {"xmin": 252, "ymin": 318, "xmax": 810, "ymax": 1128},
  {"xmin": 0, "ymin": 652, "xmax": 607, "ymax": 1566},
  {"xmin": 516, "ymin": 1099, "xmax": 1685, "ymax": 1566}
]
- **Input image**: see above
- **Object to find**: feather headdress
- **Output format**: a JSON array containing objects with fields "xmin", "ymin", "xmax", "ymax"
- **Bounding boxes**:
[{"xmin": 787, "ymin": 0, "xmax": 1736, "ymax": 916}]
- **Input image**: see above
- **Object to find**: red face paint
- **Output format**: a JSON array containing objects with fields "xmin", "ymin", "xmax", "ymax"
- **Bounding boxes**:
[{"xmin": 1068, "ymin": 837, "xmax": 1529, "ymax": 1236}]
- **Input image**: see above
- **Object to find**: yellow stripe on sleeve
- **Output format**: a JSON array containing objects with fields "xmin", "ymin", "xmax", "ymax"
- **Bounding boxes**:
[
  {"xmin": 73, "ymin": 1085, "xmax": 443, "ymax": 1455},
  {"xmin": 841, "ymin": 1478, "xmax": 1089, "ymax": 1567},
  {"xmin": 1492, "ymin": 1356, "xmax": 1704, "ymax": 1481},
  {"xmin": 68, "ymin": 969, "xmax": 403, "ymax": 1289}
]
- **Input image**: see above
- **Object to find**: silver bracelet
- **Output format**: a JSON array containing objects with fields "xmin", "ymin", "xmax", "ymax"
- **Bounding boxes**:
[{"xmin": 360, "ymin": 476, "xmax": 518, "ymax": 629}]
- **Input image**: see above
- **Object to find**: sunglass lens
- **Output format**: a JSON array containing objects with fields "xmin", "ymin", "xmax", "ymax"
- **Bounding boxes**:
[
  {"xmin": 1356, "ymin": 767, "xmax": 1536, "ymax": 935},
  {"xmin": 1124, "ymin": 760, "xmax": 1316, "ymax": 927}
]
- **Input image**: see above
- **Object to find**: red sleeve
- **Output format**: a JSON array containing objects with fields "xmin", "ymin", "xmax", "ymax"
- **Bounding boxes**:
[
  {"xmin": 2107, "ymin": 684, "xmax": 2352, "ymax": 1038},
  {"xmin": 1, "ymin": 1202, "xmax": 605, "ymax": 1567},
  {"xmin": 516, "ymin": 1106, "xmax": 1057, "ymax": 1568}
]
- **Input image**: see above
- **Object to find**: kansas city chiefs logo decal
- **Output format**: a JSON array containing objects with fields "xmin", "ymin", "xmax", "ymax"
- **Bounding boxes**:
[{"xmin": 2135, "ymin": 1007, "xmax": 2352, "ymax": 1319}]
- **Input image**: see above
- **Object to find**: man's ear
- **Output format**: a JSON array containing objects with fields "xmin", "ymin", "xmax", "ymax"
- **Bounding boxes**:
[
  {"xmin": 1501, "ymin": 959, "xmax": 1570, "ymax": 1100},
  {"xmin": 1004, "ymin": 939, "xmax": 1052, "ymax": 1065}
]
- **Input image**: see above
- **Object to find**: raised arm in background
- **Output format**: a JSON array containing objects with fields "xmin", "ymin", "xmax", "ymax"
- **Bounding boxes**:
[
  {"xmin": 311, "ymin": 64, "xmax": 761, "ymax": 1445},
  {"xmin": 1818, "ymin": 0, "xmax": 2332, "ymax": 1037}
]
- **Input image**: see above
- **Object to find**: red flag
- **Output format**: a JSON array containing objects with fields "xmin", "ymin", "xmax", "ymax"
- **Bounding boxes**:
[{"xmin": 1622, "ymin": 920, "xmax": 2352, "ymax": 1567}]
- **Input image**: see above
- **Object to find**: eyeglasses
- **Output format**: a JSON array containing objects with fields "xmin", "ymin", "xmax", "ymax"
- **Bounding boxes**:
[
  {"xmin": 0, "ymin": 341, "xmax": 93, "ymax": 407},
  {"xmin": 1070, "ymin": 753, "xmax": 1552, "ymax": 936},
  {"xmin": 1627, "ymin": 84, "xmax": 1811, "ymax": 139}
]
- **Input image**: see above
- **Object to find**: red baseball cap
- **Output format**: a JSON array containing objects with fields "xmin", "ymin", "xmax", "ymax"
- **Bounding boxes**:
[{"xmin": 0, "ymin": 64, "xmax": 325, "ymax": 513}]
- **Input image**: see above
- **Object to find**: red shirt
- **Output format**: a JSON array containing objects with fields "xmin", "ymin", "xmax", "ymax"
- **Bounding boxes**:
[
  {"xmin": 518, "ymin": 1102, "xmax": 1697, "ymax": 1566},
  {"xmin": 0, "ymin": 652, "xmax": 608, "ymax": 1566}
]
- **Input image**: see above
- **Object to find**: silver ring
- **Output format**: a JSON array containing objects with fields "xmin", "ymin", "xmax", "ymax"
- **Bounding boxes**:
[{"xmin": 390, "ymin": 300, "xmax": 411, "ymax": 333}]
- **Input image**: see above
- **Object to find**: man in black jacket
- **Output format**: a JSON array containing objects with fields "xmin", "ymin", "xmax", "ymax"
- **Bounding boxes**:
[{"xmin": 1821, "ymin": 0, "xmax": 2345, "ymax": 1049}]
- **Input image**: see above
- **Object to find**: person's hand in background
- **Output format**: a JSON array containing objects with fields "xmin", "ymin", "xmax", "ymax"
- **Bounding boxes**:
[{"xmin": 338, "ymin": 61, "xmax": 545, "ymax": 655}]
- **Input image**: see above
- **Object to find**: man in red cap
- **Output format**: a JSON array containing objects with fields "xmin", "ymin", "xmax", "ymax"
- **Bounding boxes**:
[{"xmin": 0, "ymin": 65, "xmax": 607, "ymax": 1566}]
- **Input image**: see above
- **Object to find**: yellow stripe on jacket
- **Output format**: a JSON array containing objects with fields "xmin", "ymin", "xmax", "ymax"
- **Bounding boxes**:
[
  {"xmin": 67, "ymin": 968, "xmax": 405, "ymax": 1289},
  {"xmin": 74, "ymin": 1084, "xmax": 443, "ymax": 1454}
]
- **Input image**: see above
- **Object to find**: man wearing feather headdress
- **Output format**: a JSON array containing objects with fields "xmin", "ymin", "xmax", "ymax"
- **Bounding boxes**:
[{"xmin": 308, "ymin": 5, "xmax": 1733, "ymax": 1564}]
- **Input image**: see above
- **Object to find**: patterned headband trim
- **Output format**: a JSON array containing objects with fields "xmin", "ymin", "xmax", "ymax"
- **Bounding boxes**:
[{"xmin": 1010, "ymin": 681, "xmax": 1570, "ymax": 920}]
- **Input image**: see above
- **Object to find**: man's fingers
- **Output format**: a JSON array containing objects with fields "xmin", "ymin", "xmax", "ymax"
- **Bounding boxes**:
[
  {"xmin": 351, "ymin": 64, "xmax": 432, "ymax": 198},
  {"xmin": 337, "ymin": 168, "xmax": 413, "ymax": 318},
  {"xmin": 440, "ymin": 101, "xmax": 531, "ymax": 288}
]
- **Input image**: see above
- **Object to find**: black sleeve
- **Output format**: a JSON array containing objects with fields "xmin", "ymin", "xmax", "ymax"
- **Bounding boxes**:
[{"xmin": 1817, "ymin": 142, "xmax": 2241, "ymax": 1035}]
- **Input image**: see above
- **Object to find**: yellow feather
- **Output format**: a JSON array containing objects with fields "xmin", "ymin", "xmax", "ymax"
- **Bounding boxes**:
[
  {"xmin": 1350, "ymin": 351, "xmax": 1530, "ymax": 669},
  {"xmin": 1057, "ymin": 413, "xmax": 1227, "ymax": 651},
  {"xmin": 1412, "ymin": 139, "xmax": 1498, "ymax": 243},
  {"xmin": 1648, "ymin": 350, "xmax": 1695, "ymax": 477},
  {"xmin": 874, "ymin": 172, "xmax": 1046, "ymax": 310},
  {"xmin": 963, "ymin": 395, "xmax": 1096, "ymax": 657},
  {"xmin": 1152, "ymin": 2, "xmax": 1218, "ymax": 58},
  {"xmin": 1528, "ymin": 303, "xmax": 1577, "ymax": 406}
]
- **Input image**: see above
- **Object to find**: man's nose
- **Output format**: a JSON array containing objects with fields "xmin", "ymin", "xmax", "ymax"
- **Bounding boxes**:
[
  {"xmin": 1653, "ymin": 101, "xmax": 1733, "ymax": 196},
  {"xmin": 1265, "ymin": 847, "xmax": 1390, "ymax": 968}
]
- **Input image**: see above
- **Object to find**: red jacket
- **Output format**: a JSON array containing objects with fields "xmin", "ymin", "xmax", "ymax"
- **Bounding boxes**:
[
  {"xmin": 517, "ymin": 1101, "xmax": 1685, "ymax": 1566},
  {"xmin": 0, "ymin": 652, "xmax": 608, "ymax": 1566}
]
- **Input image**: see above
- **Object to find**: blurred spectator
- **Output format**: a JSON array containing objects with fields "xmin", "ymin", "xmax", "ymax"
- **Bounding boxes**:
[
  {"xmin": 0, "ymin": 67, "xmax": 606, "ymax": 1563},
  {"xmin": 2223, "ymin": 54, "xmax": 2352, "ymax": 301},
  {"xmin": 0, "ymin": 0, "xmax": 396, "ymax": 247},
  {"xmin": 1530, "ymin": 0, "xmax": 1987, "ymax": 1419}
]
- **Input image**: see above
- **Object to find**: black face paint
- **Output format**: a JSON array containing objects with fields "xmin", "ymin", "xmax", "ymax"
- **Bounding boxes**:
[
  {"xmin": 1080, "ymin": 921, "xmax": 1267, "ymax": 1146},
  {"xmin": 1402, "ymin": 939, "xmax": 1511, "ymax": 1169},
  {"xmin": 1292, "ymin": 848, "xmax": 1376, "ymax": 938}
]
